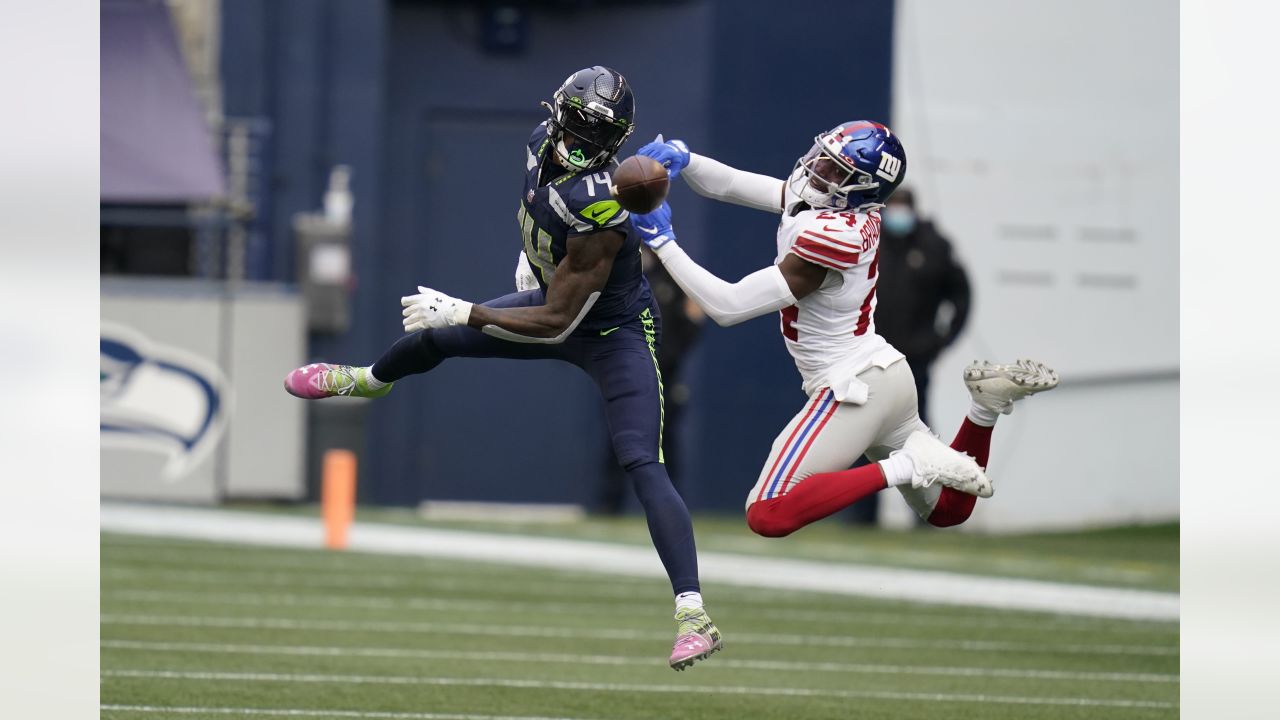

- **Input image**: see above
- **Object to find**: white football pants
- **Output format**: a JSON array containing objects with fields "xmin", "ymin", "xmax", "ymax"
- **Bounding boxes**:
[{"xmin": 745, "ymin": 359, "xmax": 943, "ymax": 520}]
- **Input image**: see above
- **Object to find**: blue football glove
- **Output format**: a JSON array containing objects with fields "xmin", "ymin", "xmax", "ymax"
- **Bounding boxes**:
[
  {"xmin": 636, "ymin": 134, "xmax": 691, "ymax": 179},
  {"xmin": 631, "ymin": 201, "xmax": 676, "ymax": 250}
]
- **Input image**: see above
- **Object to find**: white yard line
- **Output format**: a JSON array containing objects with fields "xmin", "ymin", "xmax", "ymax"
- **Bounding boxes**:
[
  {"xmin": 100, "ymin": 639, "xmax": 1180, "ymax": 684},
  {"xmin": 100, "ymin": 503, "xmax": 1179, "ymax": 621},
  {"xmin": 101, "ymin": 670, "xmax": 1177, "ymax": 710},
  {"xmin": 99, "ymin": 546, "xmax": 599, "ymax": 580},
  {"xmin": 104, "ymin": 532, "xmax": 1172, "ymax": 589},
  {"xmin": 103, "ymin": 546, "xmax": 1178, "ymax": 623},
  {"xmin": 101, "ymin": 588, "xmax": 1178, "ymax": 634},
  {"xmin": 100, "ymin": 614, "xmax": 1176, "ymax": 656},
  {"xmin": 100, "ymin": 704, "xmax": 603, "ymax": 720},
  {"xmin": 101, "ymin": 541, "xmax": 1161, "ymax": 588}
]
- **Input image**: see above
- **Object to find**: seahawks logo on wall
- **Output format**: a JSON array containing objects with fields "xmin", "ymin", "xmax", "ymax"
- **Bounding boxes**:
[{"xmin": 101, "ymin": 323, "xmax": 230, "ymax": 480}]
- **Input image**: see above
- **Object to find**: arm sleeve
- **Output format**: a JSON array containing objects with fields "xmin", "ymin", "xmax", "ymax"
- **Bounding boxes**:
[
  {"xmin": 682, "ymin": 153, "xmax": 786, "ymax": 214},
  {"xmin": 652, "ymin": 241, "xmax": 797, "ymax": 327}
]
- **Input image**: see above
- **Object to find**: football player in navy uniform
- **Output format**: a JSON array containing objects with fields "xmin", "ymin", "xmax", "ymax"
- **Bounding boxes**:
[{"xmin": 284, "ymin": 67, "xmax": 721, "ymax": 670}]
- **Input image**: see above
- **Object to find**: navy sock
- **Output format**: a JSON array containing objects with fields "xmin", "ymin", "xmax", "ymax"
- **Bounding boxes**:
[
  {"xmin": 370, "ymin": 331, "xmax": 443, "ymax": 383},
  {"xmin": 627, "ymin": 461, "xmax": 700, "ymax": 595}
]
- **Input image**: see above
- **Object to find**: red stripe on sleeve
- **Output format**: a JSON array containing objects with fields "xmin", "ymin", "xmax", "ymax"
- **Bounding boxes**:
[
  {"xmin": 792, "ymin": 236, "xmax": 858, "ymax": 269},
  {"xmin": 791, "ymin": 246, "xmax": 853, "ymax": 270},
  {"xmin": 802, "ymin": 230, "xmax": 862, "ymax": 251}
]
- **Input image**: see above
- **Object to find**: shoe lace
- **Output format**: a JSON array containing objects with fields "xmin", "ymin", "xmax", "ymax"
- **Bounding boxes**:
[
  {"xmin": 919, "ymin": 457, "xmax": 978, "ymax": 488},
  {"xmin": 320, "ymin": 367, "xmax": 357, "ymax": 396},
  {"xmin": 676, "ymin": 608, "xmax": 709, "ymax": 636}
]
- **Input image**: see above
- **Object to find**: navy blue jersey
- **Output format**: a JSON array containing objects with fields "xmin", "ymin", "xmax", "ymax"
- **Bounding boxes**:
[{"xmin": 517, "ymin": 122, "xmax": 652, "ymax": 332}]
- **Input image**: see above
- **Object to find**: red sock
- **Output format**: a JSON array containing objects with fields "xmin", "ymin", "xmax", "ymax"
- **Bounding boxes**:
[
  {"xmin": 746, "ymin": 464, "xmax": 887, "ymax": 537},
  {"xmin": 951, "ymin": 417, "xmax": 994, "ymax": 468},
  {"xmin": 927, "ymin": 418, "xmax": 995, "ymax": 527}
]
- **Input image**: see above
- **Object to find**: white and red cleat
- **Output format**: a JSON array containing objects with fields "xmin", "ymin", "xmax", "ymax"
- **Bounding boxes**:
[
  {"xmin": 896, "ymin": 430, "xmax": 993, "ymax": 498},
  {"xmin": 964, "ymin": 359, "xmax": 1059, "ymax": 415}
]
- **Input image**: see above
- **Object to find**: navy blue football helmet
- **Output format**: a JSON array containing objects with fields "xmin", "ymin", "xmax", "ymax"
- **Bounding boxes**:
[
  {"xmin": 541, "ymin": 66, "xmax": 636, "ymax": 171},
  {"xmin": 789, "ymin": 121, "xmax": 907, "ymax": 211}
]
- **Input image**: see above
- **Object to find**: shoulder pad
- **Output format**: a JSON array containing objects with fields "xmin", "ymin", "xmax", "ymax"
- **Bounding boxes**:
[
  {"xmin": 551, "ymin": 173, "xmax": 630, "ymax": 233},
  {"xmin": 789, "ymin": 210, "xmax": 868, "ymax": 271}
]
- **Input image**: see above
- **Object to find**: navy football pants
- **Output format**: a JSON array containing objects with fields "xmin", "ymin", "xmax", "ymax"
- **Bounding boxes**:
[{"xmin": 372, "ymin": 289, "xmax": 700, "ymax": 595}]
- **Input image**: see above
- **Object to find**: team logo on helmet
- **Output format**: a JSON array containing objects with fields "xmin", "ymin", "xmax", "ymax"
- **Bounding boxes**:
[
  {"xmin": 876, "ymin": 152, "xmax": 902, "ymax": 182},
  {"xmin": 790, "ymin": 121, "xmax": 907, "ymax": 211}
]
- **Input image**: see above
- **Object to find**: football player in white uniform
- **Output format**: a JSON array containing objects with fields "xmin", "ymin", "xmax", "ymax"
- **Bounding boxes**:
[{"xmin": 629, "ymin": 122, "xmax": 1058, "ymax": 535}]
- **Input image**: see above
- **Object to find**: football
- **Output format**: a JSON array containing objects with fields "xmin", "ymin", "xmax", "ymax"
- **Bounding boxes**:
[{"xmin": 611, "ymin": 155, "xmax": 670, "ymax": 214}]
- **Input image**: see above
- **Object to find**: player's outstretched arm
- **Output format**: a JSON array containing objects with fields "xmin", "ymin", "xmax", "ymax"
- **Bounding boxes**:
[
  {"xmin": 470, "ymin": 231, "xmax": 621, "ymax": 343},
  {"xmin": 630, "ymin": 203, "xmax": 825, "ymax": 327},
  {"xmin": 638, "ymin": 135, "xmax": 785, "ymax": 214},
  {"xmin": 684, "ymin": 154, "xmax": 786, "ymax": 213}
]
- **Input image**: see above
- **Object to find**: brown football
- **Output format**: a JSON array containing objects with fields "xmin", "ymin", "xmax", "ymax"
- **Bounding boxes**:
[{"xmin": 610, "ymin": 155, "xmax": 670, "ymax": 214}]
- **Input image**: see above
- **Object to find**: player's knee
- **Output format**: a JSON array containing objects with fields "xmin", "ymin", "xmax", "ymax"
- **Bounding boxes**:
[
  {"xmin": 618, "ymin": 452, "xmax": 660, "ymax": 473},
  {"xmin": 414, "ymin": 329, "xmax": 444, "ymax": 360},
  {"xmin": 745, "ymin": 500, "xmax": 796, "ymax": 538},
  {"xmin": 614, "ymin": 436, "xmax": 661, "ymax": 472}
]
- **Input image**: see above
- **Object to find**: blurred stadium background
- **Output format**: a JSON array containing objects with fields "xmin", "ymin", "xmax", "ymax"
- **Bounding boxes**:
[{"xmin": 100, "ymin": 0, "xmax": 1179, "ymax": 717}]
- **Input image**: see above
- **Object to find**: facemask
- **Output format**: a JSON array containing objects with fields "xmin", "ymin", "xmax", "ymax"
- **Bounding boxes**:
[{"xmin": 882, "ymin": 206, "xmax": 917, "ymax": 236}]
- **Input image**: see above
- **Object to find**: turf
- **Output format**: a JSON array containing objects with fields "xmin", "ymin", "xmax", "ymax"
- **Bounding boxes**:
[
  {"xmin": 230, "ymin": 503, "xmax": 1181, "ymax": 592},
  {"xmin": 100, "ymin": 528, "xmax": 1178, "ymax": 719}
]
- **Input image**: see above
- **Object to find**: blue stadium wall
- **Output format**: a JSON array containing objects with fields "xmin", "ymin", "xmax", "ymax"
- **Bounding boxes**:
[{"xmin": 221, "ymin": 0, "xmax": 894, "ymax": 511}]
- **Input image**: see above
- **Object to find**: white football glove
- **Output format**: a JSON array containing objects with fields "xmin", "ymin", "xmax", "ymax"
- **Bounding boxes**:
[
  {"xmin": 401, "ymin": 286, "xmax": 473, "ymax": 332},
  {"xmin": 514, "ymin": 251, "xmax": 539, "ymax": 292}
]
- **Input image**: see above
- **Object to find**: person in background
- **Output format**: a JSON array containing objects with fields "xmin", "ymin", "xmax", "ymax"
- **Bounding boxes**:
[
  {"xmin": 874, "ymin": 187, "xmax": 971, "ymax": 427},
  {"xmin": 597, "ymin": 249, "xmax": 705, "ymax": 514},
  {"xmin": 845, "ymin": 187, "xmax": 972, "ymax": 525}
]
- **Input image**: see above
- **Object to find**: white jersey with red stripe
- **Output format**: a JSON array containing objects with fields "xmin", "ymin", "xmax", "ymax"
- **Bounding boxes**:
[{"xmin": 775, "ymin": 191, "xmax": 905, "ymax": 404}]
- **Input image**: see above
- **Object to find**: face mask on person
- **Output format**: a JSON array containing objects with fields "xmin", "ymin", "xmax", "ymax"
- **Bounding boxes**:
[{"xmin": 882, "ymin": 205, "xmax": 917, "ymax": 236}]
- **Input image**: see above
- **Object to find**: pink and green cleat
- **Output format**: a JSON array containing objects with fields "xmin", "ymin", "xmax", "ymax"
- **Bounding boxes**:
[
  {"xmin": 669, "ymin": 606, "xmax": 723, "ymax": 671},
  {"xmin": 283, "ymin": 363, "xmax": 393, "ymax": 400}
]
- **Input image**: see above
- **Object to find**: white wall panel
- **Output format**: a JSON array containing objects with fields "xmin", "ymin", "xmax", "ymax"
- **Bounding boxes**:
[{"xmin": 886, "ymin": 0, "xmax": 1178, "ymax": 530}]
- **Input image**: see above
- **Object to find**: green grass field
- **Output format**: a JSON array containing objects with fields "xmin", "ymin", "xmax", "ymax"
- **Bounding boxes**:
[
  {"xmin": 101, "ymin": 518, "xmax": 1178, "ymax": 719},
  {"xmin": 231, "ymin": 504, "xmax": 1180, "ymax": 593}
]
